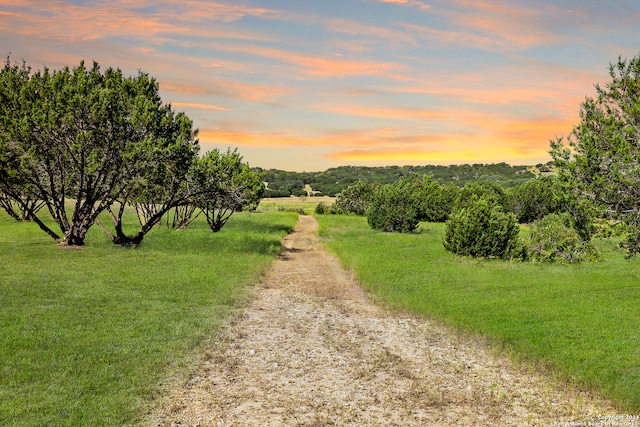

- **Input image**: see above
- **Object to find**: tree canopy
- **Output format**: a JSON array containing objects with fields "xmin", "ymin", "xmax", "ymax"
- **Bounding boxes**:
[
  {"xmin": 191, "ymin": 149, "xmax": 264, "ymax": 232},
  {"xmin": 550, "ymin": 53, "xmax": 640, "ymax": 250}
]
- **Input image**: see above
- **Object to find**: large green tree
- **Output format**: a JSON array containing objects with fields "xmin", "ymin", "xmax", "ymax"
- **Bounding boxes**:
[
  {"xmin": 550, "ymin": 54, "xmax": 640, "ymax": 250},
  {"xmin": 0, "ymin": 58, "xmax": 198, "ymax": 246}
]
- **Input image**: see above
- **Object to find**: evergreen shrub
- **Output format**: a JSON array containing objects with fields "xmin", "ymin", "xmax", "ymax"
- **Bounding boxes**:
[
  {"xmin": 366, "ymin": 181, "xmax": 421, "ymax": 233},
  {"xmin": 526, "ymin": 213, "xmax": 600, "ymax": 263},
  {"xmin": 334, "ymin": 180, "xmax": 375, "ymax": 215},
  {"xmin": 443, "ymin": 196, "xmax": 522, "ymax": 259},
  {"xmin": 315, "ymin": 202, "xmax": 330, "ymax": 215}
]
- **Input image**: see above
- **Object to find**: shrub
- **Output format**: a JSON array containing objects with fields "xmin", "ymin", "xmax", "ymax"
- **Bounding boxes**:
[
  {"xmin": 315, "ymin": 202, "xmax": 330, "ymax": 215},
  {"xmin": 443, "ymin": 196, "xmax": 522, "ymax": 259},
  {"xmin": 366, "ymin": 181, "xmax": 421, "ymax": 233},
  {"xmin": 526, "ymin": 213, "xmax": 600, "ymax": 263},
  {"xmin": 454, "ymin": 180, "xmax": 505, "ymax": 211},
  {"xmin": 334, "ymin": 180, "xmax": 375, "ymax": 215},
  {"xmin": 424, "ymin": 183, "xmax": 460, "ymax": 222},
  {"xmin": 409, "ymin": 175, "xmax": 459, "ymax": 222},
  {"xmin": 504, "ymin": 176, "xmax": 564, "ymax": 223}
]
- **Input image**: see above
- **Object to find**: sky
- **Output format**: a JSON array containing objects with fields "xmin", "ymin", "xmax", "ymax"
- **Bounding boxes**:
[{"xmin": 1, "ymin": 1, "xmax": 639, "ymax": 171}]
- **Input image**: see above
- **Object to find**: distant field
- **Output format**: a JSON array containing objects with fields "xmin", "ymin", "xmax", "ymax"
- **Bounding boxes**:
[
  {"xmin": 259, "ymin": 196, "xmax": 335, "ymax": 213},
  {"xmin": 0, "ymin": 210, "xmax": 298, "ymax": 426},
  {"xmin": 316, "ymin": 214, "xmax": 640, "ymax": 411}
]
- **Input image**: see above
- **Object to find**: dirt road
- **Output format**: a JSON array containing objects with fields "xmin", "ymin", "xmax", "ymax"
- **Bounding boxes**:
[{"xmin": 149, "ymin": 215, "xmax": 616, "ymax": 426}]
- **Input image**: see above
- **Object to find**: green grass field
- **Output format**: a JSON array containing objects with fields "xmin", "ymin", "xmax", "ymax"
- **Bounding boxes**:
[
  {"xmin": 317, "ymin": 214, "xmax": 640, "ymax": 411},
  {"xmin": 0, "ymin": 209, "xmax": 297, "ymax": 426}
]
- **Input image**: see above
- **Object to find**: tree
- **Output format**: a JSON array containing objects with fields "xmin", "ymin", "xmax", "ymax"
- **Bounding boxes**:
[
  {"xmin": 192, "ymin": 149, "xmax": 264, "ymax": 233},
  {"xmin": 504, "ymin": 176, "xmax": 563, "ymax": 223},
  {"xmin": 333, "ymin": 180, "xmax": 376, "ymax": 215},
  {"xmin": 550, "ymin": 54, "xmax": 640, "ymax": 251},
  {"xmin": 0, "ymin": 177, "xmax": 45, "ymax": 221},
  {"xmin": 443, "ymin": 196, "xmax": 522, "ymax": 259},
  {"xmin": 0, "ymin": 58, "xmax": 197, "ymax": 246},
  {"xmin": 526, "ymin": 213, "xmax": 600, "ymax": 263},
  {"xmin": 366, "ymin": 180, "xmax": 421, "ymax": 233},
  {"xmin": 454, "ymin": 180, "xmax": 505, "ymax": 211},
  {"xmin": 409, "ymin": 175, "xmax": 459, "ymax": 222},
  {"xmin": 0, "ymin": 58, "xmax": 49, "ymax": 223}
]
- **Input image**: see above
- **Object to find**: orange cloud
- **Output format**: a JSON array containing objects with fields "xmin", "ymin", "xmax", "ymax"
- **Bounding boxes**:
[
  {"xmin": 325, "ymin": 148, "xmax": 480, "ymax": 163},
  {"xmin": 171, "ymin": 102, "xmax": 232, "ymax": 111},
  {"xmin": 197, "ymin": 107, "xmax": 570, "ymax": 167},
  {"xmin": 160, "ymin": 80, "xmax": 294, "ymax": 102},
  {"xmin": 433, "ymin": 1, "xmax": 566, "ymax": 52},
  {"xmin": 0, "ymin": 1, "xmax": 283, "ymax": 46},
  {"xmin": 207, "ymin": 42, "xmax": 405, "ymax": 79},
  {"xmin": 167, "ymin": 1, "xmax": 282, "ymax": 23},
  {"xmin": 317, "ymin": 104, "xmax": 451, "ymax": 122},
  {"xmin": 400, "ymin": 21, "xmax": 555, "ymax": 52}
]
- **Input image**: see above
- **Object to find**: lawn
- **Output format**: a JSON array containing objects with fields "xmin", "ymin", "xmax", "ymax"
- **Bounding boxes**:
[
  {"xmin": 317, "ymin": 214, "xmax": 640, "ymax": 411},
  {"xmin": 0, "ymin": 209, "xmax": 298, "ymax": 426},
  {"xmin": 258, "ymin": 196, "xmax": 335, "ymax": 215}
]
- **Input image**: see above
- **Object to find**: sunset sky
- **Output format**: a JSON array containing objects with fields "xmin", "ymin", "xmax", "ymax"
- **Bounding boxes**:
[{"xmin": 1, "ymin": 1, "xmax": 639, "ymax": 171}]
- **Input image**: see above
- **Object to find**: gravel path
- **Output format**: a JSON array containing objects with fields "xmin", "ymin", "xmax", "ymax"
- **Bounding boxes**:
[{"xmin": 149, "ymin": 215, "xmax": 617, "ymax": 426}]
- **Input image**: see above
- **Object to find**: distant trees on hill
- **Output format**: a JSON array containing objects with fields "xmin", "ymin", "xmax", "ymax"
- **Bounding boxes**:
[{"xmin": 255, "ymin": 162, "xmax": 543, "ymax": 198}]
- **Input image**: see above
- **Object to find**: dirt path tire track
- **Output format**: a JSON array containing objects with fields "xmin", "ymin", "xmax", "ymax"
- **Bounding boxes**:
[{"xmin": 149, "ymin": 215, "xmax": 616, "ymax": 426}]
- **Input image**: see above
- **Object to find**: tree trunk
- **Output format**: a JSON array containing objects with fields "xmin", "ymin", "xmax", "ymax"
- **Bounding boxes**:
[
  {"xmin": 64, "ymin": 230, "xmax": 86, "ymax": 246},
  {"xmin": 29, "ymin": 214, "xmax": 63, "ymax": 242},
  {"xmin": 100, "ymin": 203, "xmax": 173, "ymax": 247},
  {"xmin": 0, "ymin": 199, "xmax": 22, "ymax": 221}
]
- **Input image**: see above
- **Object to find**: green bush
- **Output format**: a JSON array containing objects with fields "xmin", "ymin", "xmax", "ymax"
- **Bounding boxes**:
[
  {"xmin": 334, "ymin": 180, "xmax": 375, "ymax": 215},
  {"xmin": 408, "ymin": 175, "xmax": 459, "ymax": 222},
  {"xmin": 454, "ymin": 180, "xmax": 505, "ymax": 211},
  {"xmin": 443, "ymin": 196, "xmax": 522, "ymax": 259},
  {"xmin": 504, "ymin": 176, "xmax": 564, "ymax": 223},
  {"xmin": 366, "ymin": 181, "xmax": 421, "ymax": 233},
  {"xmin": 315, "ymin": 202, "xmax": 330, "ymax": 215},
  {"xmin": 423, "ymin": 183, "xmax": 459, "ymax": 222},
  {"xmin": 526, "ymin": 213, "xmax": 600, "ymax": 263}
]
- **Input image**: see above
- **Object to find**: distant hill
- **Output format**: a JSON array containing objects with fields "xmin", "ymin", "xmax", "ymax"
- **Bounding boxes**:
[{"xmin": 252, "ymin": 162, "xmax": 554, "ymax": 197}]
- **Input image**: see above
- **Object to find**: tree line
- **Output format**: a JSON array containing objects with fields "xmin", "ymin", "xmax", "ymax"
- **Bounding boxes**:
[
  {"xmin": 256, "ymin": 162, "xmax": 544, "ymax": 198},
  {"xmin": 0, "ymin": 58, "xmax": 263, "ymax": 247}
]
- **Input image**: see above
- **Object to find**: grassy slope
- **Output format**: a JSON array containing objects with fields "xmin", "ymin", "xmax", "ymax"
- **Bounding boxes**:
[
  {"xmin": 0, "ymin": 210, "xmax": 297, "ymax": 426},
  {"xmin": 317, "ymin": 214, "xmax": 640, "ymax": 411}
]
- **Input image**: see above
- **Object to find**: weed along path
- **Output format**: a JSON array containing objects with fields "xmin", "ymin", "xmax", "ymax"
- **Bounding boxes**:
[{"xmin": 150, "ymin": 215, "xmax": 616, "ymax": 426}]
